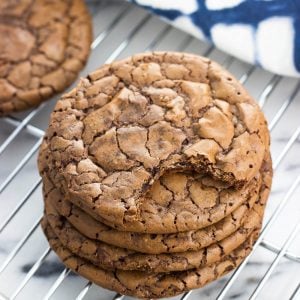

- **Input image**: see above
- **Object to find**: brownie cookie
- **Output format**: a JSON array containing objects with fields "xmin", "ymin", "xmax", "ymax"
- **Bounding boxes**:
[
  {"xmin": 49, "ymin": 186, "xmax": 257, "ymax": 254},
  {"xmin": 44, "ymin": 154, "xmax": 271, "ymax": 254},
  {"xmin": 42, "ymin": 161, "xmax": 262, "ymax": 235},
  {"xmin": 42, "ymin": 219, "xmax": 260, "ymax": 299},
  {"xmin": 38, "ymin": 52, "xmax": 270, "ymax": 233},
  {"xmin": 44, "ymin": 196, "xmax": 263, "ymax": 273},
  {"xmin": 0, "ymin": 0, "xmax": 92, "ymax": 114}
]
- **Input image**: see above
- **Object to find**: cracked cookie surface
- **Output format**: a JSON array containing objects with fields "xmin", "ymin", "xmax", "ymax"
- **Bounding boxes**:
[
  {"xmin": 0, "ymin": 0, "xmax": 92, "ymax": 114},
  {"xmin": 44, "ymin": 154, "xmax": 272, "ymax": 254},
  {"xmin": 42, "ymin": 158, "xmax": 263, "ymax": 234},
  {"xmin": 38, "ymin": 52, "xmax": 270, "ymax": 233},
  {"xmin": 43, "ymin": 155, "xmax": 270, "ymax": 273},
  {"xmin": 42, "ymin": 219, "xmax": 260, "ymax": 299},
  {"xmin": 44, "ymin": 195, "xmax": 263, "ymax": 273}
]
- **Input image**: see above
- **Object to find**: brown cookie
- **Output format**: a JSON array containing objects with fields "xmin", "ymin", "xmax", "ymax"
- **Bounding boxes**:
[
  {"xmin": 42, "ymin": 219, "xmax": 260, "ymax": 299},
  {"xmin": 44, "ymin": 153, "xmax": 271, "ymax": 254},
  {"xmin": 0, "ymin": 0, "xmax": 92, "ymax": 114},
  {"xmin": 43, "ymin": 162, "xmax": 262, "ymax": 235},
  {"xmin": 38, "ymin": 52, "xmax": 271, "ymax": 233},
  {"xmin": 49, "ymin": 186, "xmax": 257, "ymax": 254},
  {"xmin": 44, "ymin": 195, "xmax": 263, "ymax": 273}
]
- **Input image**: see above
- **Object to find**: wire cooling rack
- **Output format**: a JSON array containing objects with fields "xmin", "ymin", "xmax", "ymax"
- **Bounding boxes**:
[{"xmin": 0, "ymin": 1, "xmax": 300, "ymax": 299}]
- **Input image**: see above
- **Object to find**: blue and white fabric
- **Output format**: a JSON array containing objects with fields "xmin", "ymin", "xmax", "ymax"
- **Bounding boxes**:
[{"xmin": 130, "ymin": 0, "xmax": 300, "ymax": 78}]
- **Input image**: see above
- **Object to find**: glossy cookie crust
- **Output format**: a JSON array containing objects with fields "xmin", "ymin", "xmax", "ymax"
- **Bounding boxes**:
[
  {"xmin": 42, "ymin": 219, "xmax": 260, "ymax": 299},
  {"xmin": 0, "ymin": 0, "xmax": 92, "ymax": 114},
  {"xmin": 38, "ymin": 52, "xmax": 270, "ymax": 233}
]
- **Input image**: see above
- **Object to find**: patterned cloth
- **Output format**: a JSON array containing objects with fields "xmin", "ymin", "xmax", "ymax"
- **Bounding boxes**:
[{"xmin": 130, "ymin": 0, "xmax": 300, "ymax": 78}]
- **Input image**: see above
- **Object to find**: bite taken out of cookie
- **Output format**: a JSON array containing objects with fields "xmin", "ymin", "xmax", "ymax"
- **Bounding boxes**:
[{"xmin": 38, "ymin": 52, "xmax": 273, "ymax": 298}]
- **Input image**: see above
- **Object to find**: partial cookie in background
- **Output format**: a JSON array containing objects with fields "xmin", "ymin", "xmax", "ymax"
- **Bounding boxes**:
[{"xmin": 0, "ymin": 0, "xmax": 92, "ymax": 115}]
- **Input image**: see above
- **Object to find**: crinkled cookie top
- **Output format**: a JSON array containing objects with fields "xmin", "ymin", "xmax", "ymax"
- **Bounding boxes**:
[
  {"xmin": 39, "ymin": 52, "xmax": 270, "ymax": 233},
  {"xmin": 0, "ymin": 0, "xmax": 92, "ymax": 114}
]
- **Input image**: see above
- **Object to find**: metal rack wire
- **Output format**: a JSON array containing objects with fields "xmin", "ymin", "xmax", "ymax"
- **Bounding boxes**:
[{"xmin": 0, "ymin": 1, "xmax": 300, "ymax": 299}]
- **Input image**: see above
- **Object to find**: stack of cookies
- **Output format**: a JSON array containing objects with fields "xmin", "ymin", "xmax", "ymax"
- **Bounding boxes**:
[{"xmin": 38, "ymin": 52, "xmax": 272, "ymax": 299}]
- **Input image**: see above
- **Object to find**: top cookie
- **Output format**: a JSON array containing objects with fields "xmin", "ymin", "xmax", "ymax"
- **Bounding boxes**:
[
  {"xmin": 0, "ymin": 0, "xmax": 92, "ymax": 114},
  {"xmin": 38, "ymin": 52, "xmax": 270, "ymax": 233}
]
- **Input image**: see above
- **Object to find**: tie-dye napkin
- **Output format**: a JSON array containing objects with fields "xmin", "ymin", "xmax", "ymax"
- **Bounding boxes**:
[{"xmin": 130, "ymin": 0, "xmax": 300, "ymax": 78}]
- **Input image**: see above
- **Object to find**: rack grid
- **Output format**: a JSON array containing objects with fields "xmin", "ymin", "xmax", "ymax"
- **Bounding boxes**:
[{"xmin": 0, "ymin": 1, "xmax": 300, "ymax": 299}]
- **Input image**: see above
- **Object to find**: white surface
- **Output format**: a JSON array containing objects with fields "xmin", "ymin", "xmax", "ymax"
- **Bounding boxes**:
[
  {"xmin": 206, "ymin": 0, "xmax": 246, "ymax": 10},
  {"xmin": 173, "ymin": 16, "xmax": 206, "ymax": 40},
  {"xmin": 256, "ymin": 17, "xmax": 299, "ymax": 77},
  {"xmin": 211, "ymin": 23, "xmax": 255, "ymax": 63},
  {"xmin": 135, "ymin": 0, "xmax": 198, "ymax": 14}
]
